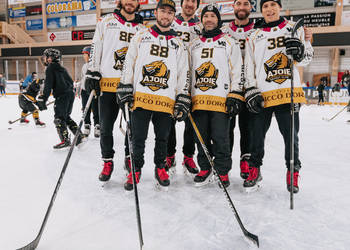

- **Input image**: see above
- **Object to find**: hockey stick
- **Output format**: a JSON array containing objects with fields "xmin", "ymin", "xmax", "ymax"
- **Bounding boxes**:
[
  {"xmin": 17, "ymin": 91, "xmax": 95, "ymax": 250},
  {"xmin": 124, "ymin": 103, "xmax": 144, "ymax": 250},
  {"xmin": 188, "ymin": 113, "xmax": 259, "ymax": 247},
  {"xmin": 288, "ymin": 18, "xmax": 304, "ymax": 210},
  {"xmin": 322, "ymin": 105, "xmax": 348, "ymax": 121},
  {"xmin": 8, "ymin": 101, "xmax": 55, "ymax": 124}
]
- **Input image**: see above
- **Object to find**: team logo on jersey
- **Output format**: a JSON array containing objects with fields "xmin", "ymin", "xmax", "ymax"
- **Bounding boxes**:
[
  {"xmin": 264, "ymin": 52, "xmax": 291, "ymax": 84},
  {"xmin": 140, "ymin": 60, "xmax": 170, "ymax": 91},
  {"xmin": 194, "ymin": 61, "xmax": 218, "ymax": 91},
  {"xmin": 114, "ymin": 47, "xmax": 128, "ymax": 70}
]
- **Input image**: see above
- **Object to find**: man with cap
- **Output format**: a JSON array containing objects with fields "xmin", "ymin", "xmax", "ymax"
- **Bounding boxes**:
[
  {"xmin": 80, "ymin": 46, "xmax": 100, "ymax": 138},
  {"xmin": 116, "ymin": 0, "xmax": 191, "ymax": 191},
  {"xmin": 230, "ymin": 0, "xmax": 314, "ymax": 193},
  {"xmin": 85, "ymin": 0, "xmax": 144, "ymax": 183},
  {"xmin": 165, "ymin": 0, "xmax": 202, "ymax": 178},
  {"xmin": 189, "ymin": 4, "xmax": 243, "ymax": 188}
]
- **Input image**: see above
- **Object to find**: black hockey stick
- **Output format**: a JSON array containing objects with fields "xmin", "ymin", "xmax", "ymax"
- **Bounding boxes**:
[
  {"xmin": 188, "ymin": 114, "xmax": 259, "ymax": 247},
  {"xmin": 288, "ymin": 18, "xmax": 304, "ymax": 210},
  {"xmin": 17, "ymin": 91, "xmax": 95, "ymax": 250},
  {"xmin": 124, "ymin": 103, "xmax": 144, "ymax": 250},
  {"xmin": 8, "ymin": 101, "xmax": 55, "ymax": 124},
  {"xmin": 322, "ymin": 105, "xmax": 348, "ymax": 121}
]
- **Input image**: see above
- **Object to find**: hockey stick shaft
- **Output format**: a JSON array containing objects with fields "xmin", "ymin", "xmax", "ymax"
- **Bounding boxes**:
[
  {"xmin": 188, "ymin": 114, "xmax": 259, "ymax": 247},
  {"xmin": 8, "ymin": 101, "xmax": 55, "ymax": 124},
  {"xmin": 17, "ymin": 91, "xmax": 95, "ymax": 250},
  {"xmin": 323, "ymin": 105, "xmax": 347, "ymax": 121},
  {"xmin": 124, "ymin": 103, "xmax": 144, "ymax": 250},
  {"xmin": 289, "ymin": 17, "xmax": 304, "ymax": 210}
]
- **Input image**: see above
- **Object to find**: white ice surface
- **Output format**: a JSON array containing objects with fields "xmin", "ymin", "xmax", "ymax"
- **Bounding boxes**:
[{"xmin": 1, "ymin": 95, "xmax": 350, "ymax": 250}]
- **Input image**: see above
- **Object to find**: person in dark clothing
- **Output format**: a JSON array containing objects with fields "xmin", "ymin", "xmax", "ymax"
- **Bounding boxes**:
[
  {"xmin": 18, "ymin": 78, "xmax": 46, "ymax": 127},
  {"xmin": 37, "ymin": 48, "xmax": 84, "ymax": 149},
  {"xmin": 317, "ymin": 82, "xmax": 325, "ymax": 105},
  {"xmin": 341, "ymin": 70, "xmax": 350, "ymax": 87}
]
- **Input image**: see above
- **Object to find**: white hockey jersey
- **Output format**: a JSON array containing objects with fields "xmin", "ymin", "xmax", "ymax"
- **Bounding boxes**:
[
  {"xmin": 190, "ymin": 33, "xmax": 242, "ymax": 113},
  {"xmin": 171, "ymin": 16, "xmax": 201, "ymax": 47},
  {"xmin": 222, "ymin": 20, "xmax": 255, "ymax": 55},
  {"xmin": 88, "ymin": 12, "xmax": 144, "ymax": 93},
  {"xmin": 121, "ymin": 27, "xmax": 190, "ymax": 115},
  {"xmin": 243, "ymin": 19, "xmax": 314, "ymax": 108},
  {"xmin": 222, "ymin": 20, "xmax": 255, "ymax": 91}
]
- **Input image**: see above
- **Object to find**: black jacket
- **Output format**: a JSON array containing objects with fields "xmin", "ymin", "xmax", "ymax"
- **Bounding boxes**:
[
  {"xmin": 22, "ymin": 79, "xmax": 42, "ymax": 102},
  {"xmin": 43, "ymin": 62, "xmax": 73, "ymax": 101}
]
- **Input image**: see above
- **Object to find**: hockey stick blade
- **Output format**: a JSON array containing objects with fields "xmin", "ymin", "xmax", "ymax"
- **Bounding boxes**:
[
  {"xmin": 244, "ymin": 229, "xmax": 260, "ymax": 247},
  {"xmin": 292, "ymin": 18, "xmax": 304, "ymax": 37},
  {"xmin": 17, "ymin": 236, "xmax": 40, "ymax": 250}
]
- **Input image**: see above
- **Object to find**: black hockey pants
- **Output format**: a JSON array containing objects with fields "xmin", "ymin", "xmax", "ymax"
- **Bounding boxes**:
[
  {"xmin": 167, "ymin": 116, "xmax": 196, "ymax": 157},
  {"xmin": 81, "ymin": 89, "xmax": 99, "ymax": 125},
  {"xmin": 248, "ymin": 105, "xmax": 301, "ymax": 171},
  {"xmin": 229, "ymin": 104, "xmax": 251, "ymax": 156},
  {"xmin": 192, "ymin": 110, "xmax": 232, "ymax": 176},
  {"xmin": 131, "ymin": 108, "xmax": 172, "ymax": 171}
]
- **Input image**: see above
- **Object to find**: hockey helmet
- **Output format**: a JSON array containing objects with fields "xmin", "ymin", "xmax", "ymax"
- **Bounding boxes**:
[
  {"xmin": 82, "ymin": 46, "xmax": 91, "ymax": 55},
  {"xmin": 43, "ymin": 48, "xmax": 61, "ymax": 62}
]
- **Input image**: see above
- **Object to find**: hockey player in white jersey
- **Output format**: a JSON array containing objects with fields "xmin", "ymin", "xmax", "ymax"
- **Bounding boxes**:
[
  {"xmin": 116, "ymin": 0, "xmax": 191, "ymax": 191},
  {"xmin": 166, "ymin": 0, "xmax": 201, "ymax": 177},
  {"xmin": 230, "ymin": 0, "xmax": 314, "ymax": 193},
  {"xmin": 85, "ymin": 0, "xmax": 144, "ymax": 182},
  {"xmin": 190, "ymin": 4, "xmax": 243, "ymax": 188}
]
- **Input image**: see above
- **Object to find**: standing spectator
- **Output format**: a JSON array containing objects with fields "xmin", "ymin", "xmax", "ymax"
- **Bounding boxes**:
[
  {"xmin": 342, "ymin": 70, "xmax": 350, "ymax": 87},
  {"xmin": 317, "ymin": 82, "xmax": 325, "ymax": 105},
  {"xmin": 0, "ymin": 73, "xmax": 7, "ymax": 97},
  {"xmin": 332, "ymin": 82, "xmax": 341, "ymax": 106},
  {"xmin": 21, "ymin": 72, "xmax": 38, "ymax": 91}
]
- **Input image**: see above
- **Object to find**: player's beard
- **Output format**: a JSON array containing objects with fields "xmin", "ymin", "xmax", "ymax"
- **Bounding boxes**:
[
  {"xmin": 121, "ymin": 2, "xmax": 139, "ymax": 15},
  {"xmin": 234, "ymin": 9, "xmax": 250, "ymax": 20},
  {"xmin": 157, "ymin": 18, "xmax": 172, "ymax": 28}
]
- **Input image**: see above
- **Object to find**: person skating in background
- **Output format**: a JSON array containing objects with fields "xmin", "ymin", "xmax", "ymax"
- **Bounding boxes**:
[
  {"xmin": 117, "ymin": 0, "xmax": 191, "ymax": 191},
  {"xmin": 190, "ymin": 4, "xmax": 242, "ymax": 188},
  {"xmin": 85, "ymin": 0, "xmax": 144, "ymax": 182},
  {"xmin": 18, "ymin": 78, "xmax": 46, "ymax": 127},
  {"xmin": 317, "ymin": 80, "xmax": 325, "ymax": 105},
  {"xmin": 37, "ymin": 48, "xmax": 85, "ymax": 150},
  {"xmin": 21, "ymin": 72, "xmax": 38, "ymax": 92},
  {"xmin": 239, "ymin": 0, "xmax": 314, "ymax": 193},
  {"xmin": 0, "ymin": 73, "xmax": 7, "ymax": 97},
  {"xmin": 80, "ymin": 46, "xmax": 100, "ymax": 138},
  {"xmin": 165, "ymin": 0, "xmax": 201, "ymax": 177}
]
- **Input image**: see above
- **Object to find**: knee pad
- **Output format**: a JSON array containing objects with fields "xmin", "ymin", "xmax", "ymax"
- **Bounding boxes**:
[
  {"xmin": 54, "ymin": 118, "xmax": 63, "ymax": 128},
  {"xmin": 21, "ymin": 111, "xmax": 28, "ymax": 117}
]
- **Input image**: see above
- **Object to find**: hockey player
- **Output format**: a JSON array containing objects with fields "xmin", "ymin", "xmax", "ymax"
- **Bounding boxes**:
[
  {"xmin": 166, "ymin": 0, "xmax": 201, "ymax": 176},
  {"xmin": 18, "ymin": 78, "xmax": 46, "ymax": 127},
  {"xmin": 85, "ymin": 0, "xmax": 144, "ymax": 182},
  {"xmin": 231, "ymin": 0, "xmax": 314, "ymax": 193},
  {"xmin": 80, "ymin": 46, "xmax": 100, "ymax": 138},
  {"xmin": 37, "ymin": 48, "xmax": 85, "ymax": 149},
  {"xmin": 190, "ymin": 4, "xmax": 242, "ymax": 188},
  {"xmin": 116, "ymin": 0, "xmax": 191, "ymax": 191},
  {"xmin": 222, "ymin": 0, "xmax": 256, "ymax": 180}
]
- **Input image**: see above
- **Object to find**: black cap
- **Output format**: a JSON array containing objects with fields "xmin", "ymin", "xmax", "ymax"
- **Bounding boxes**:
[
  {"xmin": 260, "ymin": 0, "xmax": 282, "ymax": 11},
  {"xmin": 201, "ymin": 4, "xmax": 221, "ymax": 25},
  {"xmin": 157, "ymin": 0, "xmax": 176, "ymax": 12}
]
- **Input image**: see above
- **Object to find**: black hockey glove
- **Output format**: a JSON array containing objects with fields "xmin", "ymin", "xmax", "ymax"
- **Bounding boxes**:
[
  {"xmin": 174, "ymin": 94, "xmax": 191, "ymax": 122},
  {"xmin": 36, "ymin": 95, "xmax": 47, "ymax": 111},
  {"xmin": 245, "ymin": 87, "xmax": 264, "ymax": 113},
  {"xmin": 116, "ymin": 83, "xmax": 134, "ymax": 108},
  {"xmin": 85, "ymin": 70, "xmax": 102, "ymax": 96},
  {"xmin": 285, "ymin": 37, "xmax": 305, "ymax": 62},
  {"xmin": 226, "ymin": 91, "xmax": 245, "ymax": 117}
]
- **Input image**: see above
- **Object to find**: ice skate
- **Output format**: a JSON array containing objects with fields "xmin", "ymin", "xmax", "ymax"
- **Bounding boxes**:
[
  {"xmin": 124, "ymin": 171, "xmax": 141, "ymax": 191},
  {"xmin": 155, "ymin": 165, "xmax": 170, "ymax": 191},
  {"xmin": 83, "ymin": 124, "xmax": 91, "ymax": 136},
  {"xmin": 165, "ymin": 154, "xmax": 176, "ymax": 177},
  {"xmin": 182, "ymin": 155, "xmax": 199, "ymax": 177},
  {"xmin": 287, "ymin": 170, "xmax": 299, "ymax": 193},
  {"xmin": 99, "ymin": 161, "xmax": 114, "ymax": 182},
  {"xmin": 194, "ymin": 169, "xmax": 214, "ymax": 187},
  {"xmin": 243, "ymin": 167, "xmax": 262, "ymax": 193}
]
